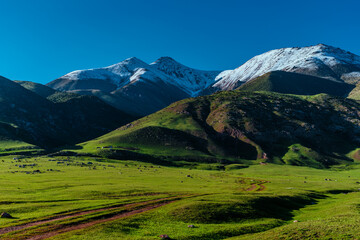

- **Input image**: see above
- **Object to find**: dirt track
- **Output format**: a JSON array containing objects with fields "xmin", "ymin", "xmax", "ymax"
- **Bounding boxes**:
[
  {"xmin": 0, "ymin": 196, "xmax": 179, "ymax": 240},
  {"xmin": 27, "ymin": 201, "xmax": 171, "ymax": 240}
]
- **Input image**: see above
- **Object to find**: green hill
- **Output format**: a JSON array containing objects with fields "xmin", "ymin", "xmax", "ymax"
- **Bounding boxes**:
[
  {"xmin": 79, "ymin": 90, "xmax": 360, "ymax": 168},
  {"xmin": 237, "ymin": 71, "xmax": 354, "ymax": 97}
]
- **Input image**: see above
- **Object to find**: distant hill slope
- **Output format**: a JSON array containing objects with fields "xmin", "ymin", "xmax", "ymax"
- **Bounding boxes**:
[
  {"xmin": 0, "ymin": 77, "xmax": 135, "ymax": 149},
  {"xmin": 15, "ymin": 80, "xmax": 56, "ymax": 98},
  {"xmin": 238, "ymin": 71, "xmax": 355, "ymax": 97},
  {"xmin": 79, "ymin": 91, "xmax": 360, "ymax": 168}
]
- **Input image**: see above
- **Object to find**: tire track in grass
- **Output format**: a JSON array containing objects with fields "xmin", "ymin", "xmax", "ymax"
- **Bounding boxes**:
[
  {"xmin": 26, "ymin": 201, "xmax": 172, "ymax": 240},
  {"xmin": 0, "ymin": 195, "xmax": 184, "ymax": 236}
]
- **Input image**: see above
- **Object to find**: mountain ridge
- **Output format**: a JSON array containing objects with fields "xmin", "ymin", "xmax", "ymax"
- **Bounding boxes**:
[{"xmin": 46, "ymin": 44, "xmax": 360, "ymax": 116}]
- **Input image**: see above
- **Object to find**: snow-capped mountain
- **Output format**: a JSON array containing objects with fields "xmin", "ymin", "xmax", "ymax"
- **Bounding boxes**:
[
  {"xmin": 48, "ymin": 56, "xmax": 219, "ymax": 96},
  {"xmin": 47, "ymin": 57, "xmax": 219, "ymax": 116},
  {"xmin": 213, "ymin": 44, "xmax": 360, "ymax": 90}
]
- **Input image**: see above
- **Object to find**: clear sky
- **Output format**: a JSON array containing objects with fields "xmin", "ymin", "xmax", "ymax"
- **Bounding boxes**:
[{"xmin": 0, "ymin": 0, "xmax": 359, "ymax": 84}]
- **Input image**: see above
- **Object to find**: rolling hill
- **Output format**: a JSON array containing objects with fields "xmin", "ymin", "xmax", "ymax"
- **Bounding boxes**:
[{"xmin": 79, "ymin": 90, "xmax": 360, "ymax": 168}]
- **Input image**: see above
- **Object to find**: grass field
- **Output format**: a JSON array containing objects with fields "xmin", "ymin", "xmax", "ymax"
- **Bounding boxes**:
[{"xmin": 0, "ymin": 153, "xmax": 360, "ymax": 239}]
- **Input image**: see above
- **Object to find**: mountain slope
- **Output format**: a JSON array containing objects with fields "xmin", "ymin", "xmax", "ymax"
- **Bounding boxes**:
[
  {"xmin": 213, "ymin": 44, "xmax": 360, "ymax": 90},
  {"xmin": 47, "ymin": 57, "xmax": 220, "ymax": 116},
  {"xmin": 0, "ymin": 77, "xmax": 135, "ymax": 148},
  {"xmin": 15, "ymin": 81, "xmax": 56, "ymax": 98},
  {"xmin": 79, "ymin": 91, "xmax": 360, "ymax": 168},
  {"xmin": 238, "ymin": 71, "xmax": 355, "ymax": 97}
]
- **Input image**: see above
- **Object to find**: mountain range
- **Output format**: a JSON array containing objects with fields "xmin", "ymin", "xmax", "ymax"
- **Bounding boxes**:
[
  {"xmin": 47, "ymin": 57, "xmax": 220, "ymax": 116},
  {"xmin": 47, "ymin": 44, "xmax": 360, "ymax": 116}
]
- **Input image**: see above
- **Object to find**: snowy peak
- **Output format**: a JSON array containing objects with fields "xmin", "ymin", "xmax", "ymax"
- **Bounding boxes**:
[
  {"xmin": 152, "ymin": 56, "xmax": 181, "ymax": 66},
  {"xmin": 58, "ymin": 57, "xmax": 151, "ymax": 88},
  {"xmin": 214, "ymin": 44, "xmax": 360, "ymax": 90},
  {"xmin": 106, "ymin": 57, "xmax": 149, "ymax": 72},
  {"xmin": 151, "ymin": 57, "xmax": 221, "ymax": 96}
]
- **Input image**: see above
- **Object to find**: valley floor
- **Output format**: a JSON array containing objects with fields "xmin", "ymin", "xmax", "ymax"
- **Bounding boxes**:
[{"xmin": 0, "ymin": 154, "xmax": 360, "ymax": 239}]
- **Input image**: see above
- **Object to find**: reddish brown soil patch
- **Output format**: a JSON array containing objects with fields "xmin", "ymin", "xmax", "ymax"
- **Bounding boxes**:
[
  {"xmin": 246, "ymin": 184, "xmax": 258, "ymax": 191},
  {"xmin": 257, "ymin": 184, "xmax": 266, "ymax": 191}
]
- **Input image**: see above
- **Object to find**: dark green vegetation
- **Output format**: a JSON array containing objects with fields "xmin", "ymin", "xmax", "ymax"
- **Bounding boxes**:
[
  {"xmin": 237, "ymin": 71, "xmax": 355, "ymax": 97},
  {"xmin": 79, "ymin": 90, "xmax": 360, "ymax": 169},
  {"xmin": 0, "ymin": 77, "xmax": 134, "ymax": 150}
]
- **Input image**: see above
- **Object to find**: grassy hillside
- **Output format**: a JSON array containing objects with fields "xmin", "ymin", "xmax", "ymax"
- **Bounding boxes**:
[
  {"xmin": 237, "ymin": 71, "xmax": 354, "ymax": 97},
  {"xmin": 348, "ymin": 82, "xmax": 360, "ymax": 100},
  {"xmin": 78, "ymin": 90, "xmax": 360, "ymax": 168}
]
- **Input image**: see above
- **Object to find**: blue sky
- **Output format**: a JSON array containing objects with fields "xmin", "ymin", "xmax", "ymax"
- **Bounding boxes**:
[{"xmin": 0, "ymin": 0, "xmax": 359, "ymax": 84}]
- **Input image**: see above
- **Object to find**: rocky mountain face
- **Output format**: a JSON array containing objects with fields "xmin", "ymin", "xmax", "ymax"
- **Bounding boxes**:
[
  {"xmin": 47, "ymin": 44, "xmax": 360, "ymax": 116},
  {"xmin": 150, "ymin": 57, "xmax": 220, "ymax": 96}
]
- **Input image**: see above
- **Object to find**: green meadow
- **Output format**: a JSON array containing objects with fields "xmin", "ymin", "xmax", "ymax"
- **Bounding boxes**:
[{"xmin": 0, "ymin": 153, "xmax": 359, "ymax": 239}]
